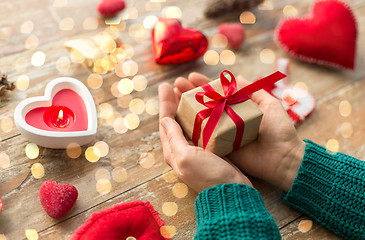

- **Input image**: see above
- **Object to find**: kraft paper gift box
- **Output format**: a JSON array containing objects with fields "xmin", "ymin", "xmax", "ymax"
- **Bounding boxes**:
[{"xmin": 176, "ymin": 74, "xmax": 263, "ymax": 157}]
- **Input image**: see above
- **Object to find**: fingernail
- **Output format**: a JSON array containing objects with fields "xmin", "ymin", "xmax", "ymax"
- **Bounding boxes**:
[{"xmin": 161, "ymin": 117, "xmax": 172, "ymax": 130}]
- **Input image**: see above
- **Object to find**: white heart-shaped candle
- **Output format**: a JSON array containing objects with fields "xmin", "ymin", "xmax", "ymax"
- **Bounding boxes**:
[{"xmin": 14, "ymin": 77, "xmax": 97, "ymax": 148}]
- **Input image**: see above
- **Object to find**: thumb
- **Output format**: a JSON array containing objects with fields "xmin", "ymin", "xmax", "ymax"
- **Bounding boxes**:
[{"xmin": 161, "ymin": 117, "xmax": 189, "ymax": 154}]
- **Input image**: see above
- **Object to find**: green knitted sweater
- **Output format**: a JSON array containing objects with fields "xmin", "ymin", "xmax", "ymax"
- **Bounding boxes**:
[{"xmin": 194, "ymin": 140, "xmax": 365, "ymax": 239}]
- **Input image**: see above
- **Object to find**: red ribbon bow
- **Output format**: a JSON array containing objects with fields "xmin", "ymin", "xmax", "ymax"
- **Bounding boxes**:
[{"xmin": 192, "ymin": 70, "xmax": 286, "ymax": 151}]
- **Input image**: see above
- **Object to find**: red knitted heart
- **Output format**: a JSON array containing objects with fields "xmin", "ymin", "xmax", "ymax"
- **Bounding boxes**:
[
  {"xmin": 39, "ymin": 181, "xmax": 78, "ymax": 219},
  {"xmin": 219, "ymin": 23, "xmax": 245, "ymax": 49},
  {"xmin": 275, "ymin": 0, "xmax": 357, "ymax": 70},
  {"xmin": 152, "ymin": 18, "xmax": 208, "ymax": 64},
  {"xmin": 70, "ymin": 201, "xmax": 171, "ymax": 240},
  {"xmin": 98, "ymin": 0, "xmax": 125, "ymax": 16}
]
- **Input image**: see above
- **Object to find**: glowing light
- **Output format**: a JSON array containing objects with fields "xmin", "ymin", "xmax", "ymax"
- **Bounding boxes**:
[
  {"xmin": 118, "ymin": 78, "xmax": 134, "ymax": 94},
  {"xmin": 160, "ymin": 226, "xmax": 176, "ymax": 238},
  {"xmin": 94, "ymin": 141, "xmax": 109, "ymax": 157},
  {"xmin": 66, "ymin": 143, "xmax": 82, "ymax": 159},
  {"xmin": 25, "ymin": 35, "xmax": 39, "ymax": 49},
  {"xmin": 95, "ymin": 168, "xmax": 111, "ymax": 181},
  {"xmin": 59, "ymin": 18, "xmax": 75, "ymax": 31},
  {"xmin": 31, "ymin": 163, "xmax": 45, "ymax": 179},
  {"xmin": 112, "ymin": 167, "xmax": 128, "ymax": 182},
  {"xmin": 260, "ymin": 48, "xmax": 275, "ymax": 64},
  {"xmin": 139, "ymin": 153, "xmax": 155, "ymax": 169},
  {"xmin": 132, "ymin": 75, "xmax": 148, "ymax": 91},
  {"xmin": 26, "ymin": 143, "xmax": 39, "ymax": 159},
  {"xmin": 339, "ymin": 100, "xmax": 351, "ymax": 117},
  {"xmin": 283, "ymin": 5, "xmax": 298, "ymax": 17},
  {"xmin": 172, "ymin": 183, "xmax": 188, "ymax": 198},
  {"xmin": 240, "ymin": 11, "xmax": 256, "ymax": 24},
  {"xmin": 326, "ymin": 139, "xmax": 339, "ymax": 153},
  {"xmin": 31, "ymin": 51, "xmax": 46, "ymax": 67},
  {"xmin": 96, "ymin": 179, "xmax": 112, "ymax": 194},
  {"xmin": 16, "ymin": 75, "xmax": 30, "ymax": 91},
  {"xmin": 211, "ymin": 34, "xmax": 228, "ymax": 48},
  {"xmin": 163, "ymin": 171, "xmax": 178, "ymax": 183},
  {"xmin": 129, "ymin": 98, "xmax": 145, "ymax": 114},
  {"xmin": 340, "ymin": 122, "xmax": 353, "ymax": 138},
  {"xmin": 56, "ymin": 57, "xmax": 71, "ymax": 73},
  {"xmin": 0, "ymin": 153, "xmax": 10, "ymax": 169},
  {"xmin": 220, "ymin": 50, "xmax": 236, "ymax": 65},
  {"xmin": 162, "ymin": 6, "xmax": 182, "ymax": 19},
  {"xmin": 298, "ymin": 220, "xmax": 313, "ymax": 233},
  {"xmin": 83, "ymin": 17, "xmax": 99, "ymax": 30},
  {"xmin": 87, "ymin": 74, "xmax": 103, "ymax": 90},
  {"xmin": 85, "ymin": 146, "xmax": 101, "ymax": 162},
  {"xmin": 25, "ymin": 229, "xmax": 38, "ymax": 240},
  {"xmin": 145, "ymin": 99, "xmax": 159, "ymax": 115},
  {"xmin": 21, "ymin": 21, "xmax": 34, "ymax": 34},
  {"xmin": 143, "ymin": 16, "xmax": 159, "ymax": 29},
  {"xmin": 162, "ymin": 202, "xmax": 178, "ymax": 216},
  {"xmin": 204, "ymin": 50, "xmax": 219, "ymax": 65}
]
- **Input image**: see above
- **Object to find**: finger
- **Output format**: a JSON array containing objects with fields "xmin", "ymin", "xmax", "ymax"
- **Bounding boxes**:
[
  {"xmin": 160, "ymin": 123, "xmax": 180, "ymax": 171},
  {"xmin": 174, "ymin": 87, "xmax": 182, "ymax": 100},
  {"xmin": 188, "ymin": 72, "xmax": 211, "ymax": 87},
  {"xmin": 161, "ymin": 117, "xmax": 189, "ymax": 156},
  {"xmin": 159, "ymin": 83, "xmax": 178, "ymax": 120},
  {"xmin": 236, "ymin": 75, "xmax": 277, "ymax": 106},
  {"xmin": 175, "ymin": 77, "xmax": 195, "ymax": 93}
]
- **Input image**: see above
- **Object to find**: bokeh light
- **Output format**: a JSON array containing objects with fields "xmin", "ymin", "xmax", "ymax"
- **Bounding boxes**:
[
  {"xmin": 160, "ymin": 226, "xmax": 176, "ymax": 238},
  {"xmin": 283, "ymin": 5, "xmax": 298, "ymax": 17},
  {"xmin": 66, "ymin": 143, "xmax": 82, "ymax": 159},
  {"xmin": 87, "ymin": 74, "xmax": 103, "ymax": 90},
  {"xmin": 16, "ymin": 75, "xmax": 30, "ymax": 91},
  {"xmin": 204, "ymin": 50, "xmax": 219, "ymax": 65},
  {"xmin": 143, "ymin": 16, "xmax": 159, "ymax": 29},
  {"xmin": 240, "ymin": 11, "xmax": 256, "ymax": 24},
  {"xmin": 31, "ymin": 163, "xmax": 45, "ymax": 179},
  {"xmin": 113, "ymin": 117, "xmax": 128, "ymax": 134},
  {"xmin": 112, "ymin": 167, "xmax": 128, "ymax": 182},
  {"xmin": 139, "ymin": 153, "xmax": 155, "ymax": 169},
  {"xmin": 21, "ymin": 21, "xmax": 34, "ymax": 34},
  {"xmin": 0, "ymin": 153, "xmax": 10, "ymax": 169},
  {"xmin": 260, "ymin": 48, "xmax": 275, "ymax": 64},
  {"xmin": 59, "ymin": 18, "xmax": 75, "ymax": 31},
  {"xmin": 145, "ymin": 99, "xmax": 159, "ymax": 115},
  {"xmin": 98, "ymin": 103, "xmax": 114, "ymax": 119},
  {"xmin": 211, "ymin": 34, "xmax": 228, "ymax": 48},
  {"xmin": 94, "ymin": 141, "xmax": 109, "ymax": 157},
  {"xmin": 339, "ymin": 100, "xmax": 351, "ymax": 117},
  {"xmin": 132, "ymin": 75, "xmax": 147, "ymax": 91},
  {"xmin": 25, "ymin": 35, "xmax": 39, "ymax": 49},
  {"xmin": 298, "ymin": 220, "xmax": 313, "ymax": 233},
  {"xmin": 31, "ymin": 51, "xmax": 46, "ymax": 67},
  {"xmin": 220, "ymin": 50, "xmax": 236, "ymax": 65},
  {"xmin": 162, "ymin": 6, "xmax": 182, "ymax": 19},
  {"xmin": 118, "ymin": 78, "xmax": 134, "ymax": 94},
  {"xmin": 25, "ymin": 229, "xmax": 38, "ymax": 240},
  {"xmin": 163, "ymin": 171, "xmax": 178, "ymax": 183},
  {"xmin": 95, "ymin": 167, "xmax": 111, "ymax": 181},
  {"xmin": 85, "ymin": 146, "xmax": 101, "ymax": 162},
  {"xmin": 258, "ymin": 0, "xmax": 274, "ymax": 10},
  {"xmin": 162, "ymin": 202, "xmax": 178, "ymax": 216},
  {"xmin": 56, "ymin": 56, "xmax": 71, "ymax": 73},
  {"xmin": 326, "ymin": 139, "xmax": 339, "ymax": 153},
  {"xmin": 340, "ymin": 122, "xmax": 353, "ymax": 138},
  {"xmin": 26, "ymin": 143, "xmax": 39, "ymax": 159},
  {"xmin": 172, "ymin": 183, "xmax": 188, "ymax": 198},
  {"xmin": 96, "ymin": 179, "xmax": 112, "ymax": 194},
  {"xmin": 53, "ymin": 0, "xmax": 67, "ymax": 7},
  {"xmin": 83, "ymin": 17, "xmax": 99, "ymax": 30},
  {"xmin": 129, "ymin": 98, "xmax": 145, "ymax": 114}
]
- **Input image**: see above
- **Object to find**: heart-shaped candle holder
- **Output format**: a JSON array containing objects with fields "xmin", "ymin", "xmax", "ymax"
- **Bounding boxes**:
[{"xmin": 14, "ymin": 77, "xmax": 97, "ymax": 149}]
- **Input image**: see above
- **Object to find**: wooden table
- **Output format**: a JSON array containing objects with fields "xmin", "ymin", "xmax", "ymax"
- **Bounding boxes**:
[{"xmin": 0, "ymin": 0, "xmax": 364, "ymax": 239}]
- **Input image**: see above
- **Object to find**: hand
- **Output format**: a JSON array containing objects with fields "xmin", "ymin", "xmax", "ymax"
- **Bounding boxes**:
[
  {"xmin": 174, "ymin": 72, "xmax": 305, "ymax": 192},
  {"xmin": 159, "ymin": 82, "xmax": 252, "ymax": 193}
]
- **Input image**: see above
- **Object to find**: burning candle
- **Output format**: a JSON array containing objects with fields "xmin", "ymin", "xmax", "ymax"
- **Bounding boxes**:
[{"xmin": 14, "ymin": 77, "xmax": 97, "ymax": 149}]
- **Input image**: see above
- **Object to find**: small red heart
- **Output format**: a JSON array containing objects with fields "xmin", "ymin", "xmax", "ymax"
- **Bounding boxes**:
[
  {"xmin": 0, "ymin": 196, "xmax": 3, "ymax": 212},
  {"xmin": 39, "ymin": 181, "xmax": 78, "ymax": 219},
  {"xmin": 71, "ymin": 201, "xmax": 170, "ymax": 240},
  {"xmin": 98, "ymin": 0, "xmax": 125, "ymax": 16},
  {"xmin": 275, "ymin": 0, "xmax": 357, "ymax": 70},
  {"xmin": 152, "ymin": 18, "xmax": 208, "ymax": 64},
  {"xmin": 219, "ymin": 23, "xmax": 245, "ymax": 49}
]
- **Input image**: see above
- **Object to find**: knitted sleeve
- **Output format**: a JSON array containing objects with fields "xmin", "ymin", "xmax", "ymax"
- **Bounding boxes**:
[
  {"xmin": 194, "ymin": 183, "xmax": 281, "ymax": 240},
  {"xmin": 282, "ymin": 139, "xmax": 365, "ymax": 239}
]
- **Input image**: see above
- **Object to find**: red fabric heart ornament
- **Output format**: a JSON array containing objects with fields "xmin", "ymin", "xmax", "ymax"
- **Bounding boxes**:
[
  {"xmin": 70, "ymin": 201, "xmax": 170, "ymax": 240},
  {"xmin": 0, "ymin": 196, "xmax": 3, "ymax": 212},
  {"xmin": 152, "ymin": 18, "xmax": 208, "ymax": 64},
  {"xmin": 275, "ymin": 0, "xmax": 357, "ymax": 70},
  {"xmin": 98, "ymin": 0, "xmax": 126, "ymax": 16},
  {"xmin": 218, "ymin": 23, "xmax": 245, "ymax": 49},
  {"xmin": 39, "ymin": 181, "xmax": 78, "ymax": 219}
]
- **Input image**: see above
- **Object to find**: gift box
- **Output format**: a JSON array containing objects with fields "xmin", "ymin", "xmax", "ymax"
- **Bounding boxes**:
[{"xmin": 176, "ymin": 70, "xmax": 286, "ymax": 157}]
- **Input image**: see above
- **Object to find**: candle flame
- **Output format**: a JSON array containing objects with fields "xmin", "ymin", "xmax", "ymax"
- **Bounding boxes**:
[{"xmin": 58, "ymin": 110, "xmax": 63, "ymax": 120}]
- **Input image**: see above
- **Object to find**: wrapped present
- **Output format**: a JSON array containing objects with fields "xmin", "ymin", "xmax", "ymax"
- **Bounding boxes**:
[{"xmin": 176, "ymin": 70, "xmax": 286, "ymax": 157}]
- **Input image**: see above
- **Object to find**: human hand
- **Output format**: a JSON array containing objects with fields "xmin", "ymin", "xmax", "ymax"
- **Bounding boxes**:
[
  {"xmin": 159, "ymin": 83, "xmax": 252, "ymax": 193},
  {"xmin": 174, "ymin": 72, "xmax": 305, "ymax": 192}
]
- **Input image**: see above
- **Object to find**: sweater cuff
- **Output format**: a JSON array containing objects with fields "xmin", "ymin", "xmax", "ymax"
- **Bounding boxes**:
[
  {"xmin": 195, "ymin": 184, "xmax": 281, "ymax": 239},
  {"xmin": 282, "ymin": 139, "xmax": 365, "ymax": 239}
]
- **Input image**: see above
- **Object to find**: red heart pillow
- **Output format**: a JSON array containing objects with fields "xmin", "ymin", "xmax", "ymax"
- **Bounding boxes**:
[
  {"xmin": 71, "ymin": 201, "xmax": 170, "ymax": 240},
  {"xmin": 275, "ymin": 0, "xmax": 357, "ymax": 70},
  {"xmin": 152, "ymin": 18, "xmax": 208, "ymax": 64}
]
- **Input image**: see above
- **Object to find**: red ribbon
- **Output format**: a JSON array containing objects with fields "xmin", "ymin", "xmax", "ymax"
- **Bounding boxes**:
[{"xmin": 192, "ymin": 70, "xmax": 286, "ymax": 151}]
